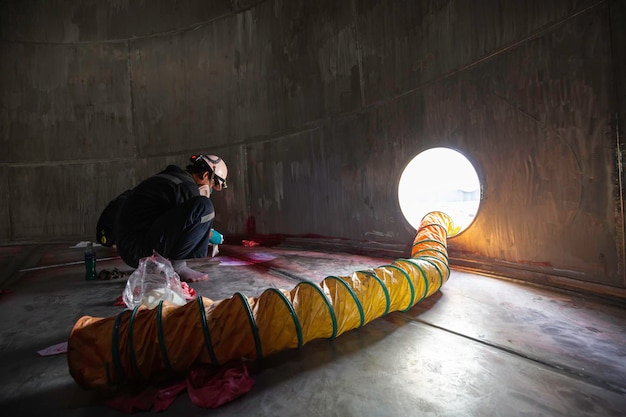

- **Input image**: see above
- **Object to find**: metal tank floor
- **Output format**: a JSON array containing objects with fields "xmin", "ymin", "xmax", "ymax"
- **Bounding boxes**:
[{"xmin": 0, "ymin": 241, "xmax": 625, "ymax": 416}]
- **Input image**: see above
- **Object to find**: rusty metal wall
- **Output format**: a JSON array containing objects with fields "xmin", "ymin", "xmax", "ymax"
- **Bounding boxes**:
[{"xmin": 0, "ymin": 0, "xmax": 623, "ymax": 297}]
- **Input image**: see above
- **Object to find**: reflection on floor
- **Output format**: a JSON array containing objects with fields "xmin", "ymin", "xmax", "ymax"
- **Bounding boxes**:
[{"xmin": 0, "ymin": 241, "xmax": 625, "ymax": 416}]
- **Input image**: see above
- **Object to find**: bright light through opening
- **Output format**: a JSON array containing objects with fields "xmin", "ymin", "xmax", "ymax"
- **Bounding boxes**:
[{"xmin": 398, "ymin": 147, "xmax": 481, "ymax": 236}]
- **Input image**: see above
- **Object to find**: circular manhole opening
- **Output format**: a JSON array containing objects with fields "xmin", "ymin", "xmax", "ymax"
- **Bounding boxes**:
[{"xmin": 398, "ymin": 147, "xmax": 481, "ymax": 236}]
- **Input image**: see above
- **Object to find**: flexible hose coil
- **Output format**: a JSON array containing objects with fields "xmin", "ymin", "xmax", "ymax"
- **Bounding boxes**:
[{"xmin": 68, "ymin": 211, "xmax": 454, "ymax": 389}]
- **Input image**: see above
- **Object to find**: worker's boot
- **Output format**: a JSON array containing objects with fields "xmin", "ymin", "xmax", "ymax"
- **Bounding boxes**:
[{"xmin": 171, "ymin": 259, "xmax": 208, "ymax": 282}]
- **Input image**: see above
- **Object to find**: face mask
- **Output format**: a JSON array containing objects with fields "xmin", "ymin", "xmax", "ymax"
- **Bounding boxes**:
[{"xmin": 198, "ymin": 184, "xmax": 212, "ymax": 197}]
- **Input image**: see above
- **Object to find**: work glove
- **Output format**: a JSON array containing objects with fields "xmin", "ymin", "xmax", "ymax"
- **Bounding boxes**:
[{"xmin": 209, "ymin": 229, "xmax": 224, "ymax": 245}]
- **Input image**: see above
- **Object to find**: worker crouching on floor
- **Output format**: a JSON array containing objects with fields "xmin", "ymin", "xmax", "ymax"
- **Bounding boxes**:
[{"xmin": 113, "ymin": 154, "xmax": 228, "ymax": 282}]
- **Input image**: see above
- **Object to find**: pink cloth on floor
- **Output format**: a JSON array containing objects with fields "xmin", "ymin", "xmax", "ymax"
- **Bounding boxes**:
[
  {"xmin": 187, "ymin": 364, "xmax": 255, "ymax": 408},
  {"xmin": 104, "ymin": 363, "xmax": 254, "ymax": 412}
]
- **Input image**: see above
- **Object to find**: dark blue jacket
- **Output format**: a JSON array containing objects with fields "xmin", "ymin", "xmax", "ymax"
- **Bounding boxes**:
[{"xmin": 115, "ymin": 165, "xmax": 199, "ymax": 246}]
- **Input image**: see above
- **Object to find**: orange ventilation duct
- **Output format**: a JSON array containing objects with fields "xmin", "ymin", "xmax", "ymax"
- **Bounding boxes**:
[{"xmin": 68, "ymin": 211, "xmax": 455, "ymax": 389}]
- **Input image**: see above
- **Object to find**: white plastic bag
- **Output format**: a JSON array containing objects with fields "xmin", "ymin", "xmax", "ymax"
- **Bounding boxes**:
[{"xmin": 122, "ymin": 251, "xmax": 187, "ymax": 309}]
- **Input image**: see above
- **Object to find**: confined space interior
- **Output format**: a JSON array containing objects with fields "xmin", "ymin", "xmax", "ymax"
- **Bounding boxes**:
[
  {"xmin": 2, "ymin": 182, "xmax": 626, "ymax": 416},
  {"xmin": 398, "ymin": 147, "xmax": 482, "ymax": 236}
]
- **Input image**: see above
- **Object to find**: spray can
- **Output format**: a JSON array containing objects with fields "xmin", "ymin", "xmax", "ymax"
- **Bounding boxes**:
[{"xmin": 84, "ymin": 242, "xmax": 97, "ymax": 281}]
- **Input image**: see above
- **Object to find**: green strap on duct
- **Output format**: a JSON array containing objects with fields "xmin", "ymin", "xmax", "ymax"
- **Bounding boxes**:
[
  {"xmin": 380, "ymin": 264, "xmax": 415, "ymax": 311},
  {"xmin": 267, "ymin": 287, "xmax": 304, "ymax": 349},
  {"xmin": 128, "ymin": 306, "xmax": 143, "ymax": 381},
  {"xmin": 413, "ymin": 239, "xmax": 447, "ymax": 250},
  {"xmin": 196, "ymin": 296, "xmax": 219, "ymax": 366},
  {"xmin": 235, "ymin": 292, "xmax": 263, "ymax": 360},
  {"xmin": 111, "ymin": 310, "xmax": 129, "ymax": 382},
  {"xmin": 156, "ymin": 300, "xmax": 174, "ymax": 372},
  {"xmin": 297, "ymin": 280, "xmax": 338, "ymax": 339},
  {"xmin": 324, "ymin": 275, "xmax": 365, "ymax": 329},
  {"xmin": 394, "ymin": 259, "xmax": 430, "ymax": 303},
  {"xmin": 357, "ymin": 270, "xmax": 391, "ymax": 316}
]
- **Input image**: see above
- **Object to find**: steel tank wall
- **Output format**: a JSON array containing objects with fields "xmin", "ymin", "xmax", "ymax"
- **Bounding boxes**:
[{"xmin": 0, "ymin": 0, "xmax": 624, "ymax": 298}]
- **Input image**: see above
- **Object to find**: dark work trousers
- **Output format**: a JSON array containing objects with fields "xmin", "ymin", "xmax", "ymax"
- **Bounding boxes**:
[{"xmin": 121, "ymin": 196, "xmax": 215, "ymax": 268}]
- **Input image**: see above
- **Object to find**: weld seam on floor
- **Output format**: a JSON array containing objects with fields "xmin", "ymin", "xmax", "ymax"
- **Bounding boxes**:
[
  {"xmin": 18, "ymin": 256, "xmax": 121, "ymax": 272},
  {"xmin": 404, "ymin": 316, "xmax": 626, "ymax": 396}
]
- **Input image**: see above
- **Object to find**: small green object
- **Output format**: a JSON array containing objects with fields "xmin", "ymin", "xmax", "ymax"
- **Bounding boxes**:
[{"xmin": 84, "ymin": 242, "xmax": 97, "ymax": 281}]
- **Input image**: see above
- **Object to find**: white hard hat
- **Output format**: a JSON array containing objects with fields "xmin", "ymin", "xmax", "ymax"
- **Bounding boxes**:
[
  {"xmin": 190, "ymin": 154, "xmax": 228, "ymax": 188},
  {"xmin": 203, "ymin": 155, "xmax": 228, "ymax": 180}
]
